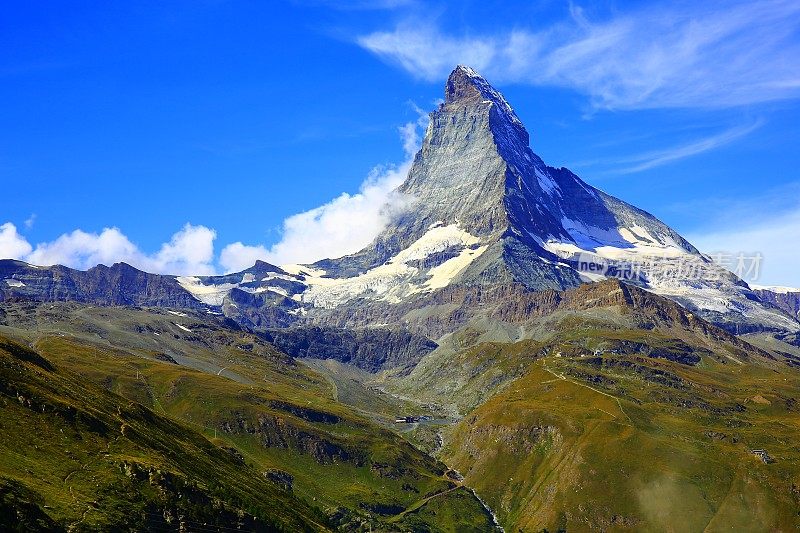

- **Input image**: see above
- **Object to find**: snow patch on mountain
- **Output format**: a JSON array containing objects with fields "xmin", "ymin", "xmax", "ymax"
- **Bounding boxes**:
[
  {"xmin": 560, "ymin": 217, "xmax": 631, "ymax": 249},
  {"xmin": 543, "ymin": 236, "xmax": 799, "ymax": 330},
  {"xmin": 535, "ymin": 168, "xmax": 561, "ymax": 198},
  {"xmin": 298, "ymin": 224, "xmax": 484, "ymax": 308},
  {"xmin": 392, "ymin": 224, "xmax": 481, "ymax": 263},
  {"xmin": 257, "ymin": 286, "xmax": 289, "ymax": 297},
  {"xmin": 425, "ymin": 244, "xmax": 489, "ymax": 290},
  {"xmin": 543, "ymin": 230, "xmax": 686, "ymax": 262},
  {"xmin": 282, "ymin": 264, "xmax": 326, "ymax": 278},
  {"xmin": 261, "ymin": 272, "xmax": 300, "ymax": 283},
  {"xmin": 176, "ymin": 276, "xmax": 237, "ymax": 306},
  {"xmin": 299, "ymin": 262, "xmax": 413, "ymax": 308}
]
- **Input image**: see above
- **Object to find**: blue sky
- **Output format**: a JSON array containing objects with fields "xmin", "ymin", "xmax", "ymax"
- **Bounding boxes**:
[{"xmin": 1, "ymin": 0, "xmax": 799, "ymax": 285}]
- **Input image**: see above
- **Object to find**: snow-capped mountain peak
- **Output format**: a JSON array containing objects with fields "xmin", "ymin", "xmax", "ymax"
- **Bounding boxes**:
[{"xmin": 2, "ymin": 66, "xmax": 796, "ymax": 334}]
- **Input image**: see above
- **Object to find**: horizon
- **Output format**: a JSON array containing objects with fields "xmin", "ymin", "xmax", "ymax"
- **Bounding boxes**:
[{"xmin": 2, "ymin": 1, "xmax": 799, "ymax": 286}]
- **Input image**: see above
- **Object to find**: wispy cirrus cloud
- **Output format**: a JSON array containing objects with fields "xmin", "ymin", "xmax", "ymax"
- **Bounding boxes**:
[
  {"xmin": 617, "ymin": 122, "xmax": 763, "ymax": 173},
  {"xmin": 24, "ymin": 214, "xmax": 37, "ymax": 229},
  {"xmin": 357, "ymin": 0, "xmax": 800, "ymax": 110},
  {"xmin": 567, "ymin": 120, "xmax": 763, "ymax": 174},
  {"xmin": 687, "ymin": 206, "xmax": 800, "ymax": 287}
]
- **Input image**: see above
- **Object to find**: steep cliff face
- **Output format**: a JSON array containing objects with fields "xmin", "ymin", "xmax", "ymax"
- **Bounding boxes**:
[
  {"xmin": 288, "ymin": 66, "xmax": 795, "ymax": 332},
  {"xmin": 325, "ymin": 67, "xmax": 695, "ymax": 281},
  {"xmin": 264, "ymin": 326, "xmax": 438, "ymax": 373},
  {"xmin": 753, "ymin": 287, "xmax": 800, "ymax": 320}
]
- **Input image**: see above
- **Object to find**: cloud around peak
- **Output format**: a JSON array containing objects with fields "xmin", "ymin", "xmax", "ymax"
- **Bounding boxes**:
[
  {"xmin": 1, "ymin": 111, "xmax": 428, "ymax": 276},
  {"xmin": 218, "ymin": 110, "xmax": 427, "ymax": 272},
  {"xmin": 219, "ymin": 163, "xmax": 414, "ymax": 270}
]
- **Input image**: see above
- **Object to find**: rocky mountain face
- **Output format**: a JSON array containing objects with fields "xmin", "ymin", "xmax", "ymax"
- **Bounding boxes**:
[
  {"xmin": 753, "ymin": 286, "xmax": 800, "ymax": 321},
  {"xmin": 264, "ymin": 326, "xmax": 438, "ymax": 373},
  {"xmin": 292, "ymin": 66, "xmax": 793, "ymax": 332},
  {"xmin": 0, "ymin": 260, "xmax": 204, "ymax": 309},
  {"xmin": 1, "ymin": 66, "xmax": 798, "ymax": 350}
]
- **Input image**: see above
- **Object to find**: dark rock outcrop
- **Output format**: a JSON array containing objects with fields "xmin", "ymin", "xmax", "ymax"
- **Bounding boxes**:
[
  {"xmin": 222, "ymin": 287, "xmax": 299, "ymax": 329},
  {"xmin": 264, "ymin": 326, "xmax": 438, "ymax": 372},
  {"xmin": 263, "ymin": 469, "xmax": 294, "ymax": 491},
  {"xmin": 154, "ymin": 353, "xmax": 179, "ymax": 365},
  {"xmin": 220, "ymin": 413, "xmax": 361, "ymax": 465}
]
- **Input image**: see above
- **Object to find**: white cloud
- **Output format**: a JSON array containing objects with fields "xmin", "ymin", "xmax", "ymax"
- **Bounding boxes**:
[
  {"xmin": 3, "ymin": 111, "xmax": 427, "ymax": 275},
  {"xmin": 269, "ymin": 163, "xmax": 413, "ymax": 263},
  {"xmin": 399, "ymin": 122, "xmax": 420, "ymax": 157},
  {"xmin": 219, "ymin": 113, "xmax": 427, "ymax": 271},
  {"xmin": 150, "ymin": 224, "xmax": 217, "ymax": 275},
  {"xmin": 605, "ymin": 120, "xmax": 763, "ymax": 174},
  {"xmin": 687, "ymin": 204, "xmax": 800, "ymax": 288},
  {"xmin": 219, "ymin": 242, "xmax": 270, "ymax": 273},
  {"xmin": 220, "ymin": 162, "xmax": 414, "ymax": 270},
  {"xmin": 0, "ymin": 222, "xmax": 33, "ymax": 259},
  {"xmin": 357, "ymin": 1, "xmax": 800, "ymax": 109},
  {"xmin": 2, "ymin": 223, "xmax": 217, "ymax": 276},
  {"xmin": 359, "ymin": 24, "xmax": 497, "ymax": 82},
  {"xmin": 25, "ymin": 227, "xmax": 141, "ymax": 270},
  {"xmin": 24, "ymin": 214, "xmax": 36, "ymax": 229}
]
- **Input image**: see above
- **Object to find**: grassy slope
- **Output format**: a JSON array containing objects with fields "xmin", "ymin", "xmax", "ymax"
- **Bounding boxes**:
[
  {"xmin": 438, "ymin": 339, "xmax": 800, "ymax": 531},
  {"xmin": 0, "ymin": 334, "xmax": 328, "ymax": 532},
  {"xmin": 7, "ymin": 296, "xmax": 797, "ymax": 531},
  {"xmin": 384, "ymin": 301, "xmax": 800, "ymax": 531},
  {"xmin": 0, "ymin": 303, "xmax": 498, "ymax": 531}
]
